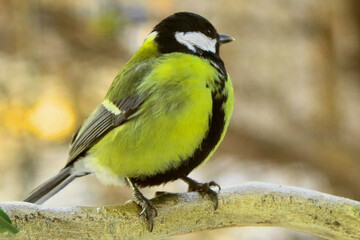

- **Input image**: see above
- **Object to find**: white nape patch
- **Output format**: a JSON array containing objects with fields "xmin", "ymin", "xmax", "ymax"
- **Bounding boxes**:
[
  {"xmin": 144, "ymin": 31, "xmax": 158, "ymax": 41},
  {"xmin": 102, "ymin": 99, "xmax": 121, "ymax": 115},
  {"xmin": 175, "ymin": 31, "xmax": 217, "ymax": 53}
]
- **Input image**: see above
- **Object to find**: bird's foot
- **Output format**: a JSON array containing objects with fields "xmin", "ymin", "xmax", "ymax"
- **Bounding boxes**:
[
  {"xmin": 181, "ymin": 176, "xmax": 221, "ymax": 210},
  {"xmin": 133, "ymin": 192, "xmax": 157, "ymax": 232},
  {"xmin": 126, "ymin": 177, "xmax": 157, "ymax": 232}
]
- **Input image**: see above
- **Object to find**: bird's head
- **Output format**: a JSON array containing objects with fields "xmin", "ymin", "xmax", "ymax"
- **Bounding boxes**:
[{"xmin": 149, "ymin": 12, "xmax": 234, "ymax": 57}]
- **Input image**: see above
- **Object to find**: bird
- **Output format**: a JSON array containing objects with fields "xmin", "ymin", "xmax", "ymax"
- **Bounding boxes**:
[{"xmin": 24, "ymin": 12, "xmax": 234, "ymax": 231}]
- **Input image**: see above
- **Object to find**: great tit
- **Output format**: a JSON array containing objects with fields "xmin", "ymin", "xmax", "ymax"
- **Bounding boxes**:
[{"xmin": 24, "ymin": 12, "xmax": 234, "ymax": 231}]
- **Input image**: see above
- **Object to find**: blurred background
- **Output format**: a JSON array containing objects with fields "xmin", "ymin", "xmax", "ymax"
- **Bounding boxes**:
[{"xmin": 0, "ymin": 0, "xmax": 359, "ymax": 239}]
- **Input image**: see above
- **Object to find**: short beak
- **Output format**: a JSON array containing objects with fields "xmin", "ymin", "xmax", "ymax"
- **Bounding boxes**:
[{"xmin": 219, "ymin": 34, "xmax": 235, "ymax": 44}]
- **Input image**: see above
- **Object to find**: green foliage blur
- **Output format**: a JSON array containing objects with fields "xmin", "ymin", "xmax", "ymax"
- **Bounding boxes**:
[{"xmin": 0, "ymin": 208, "xmax": 18, "ymax": 234}]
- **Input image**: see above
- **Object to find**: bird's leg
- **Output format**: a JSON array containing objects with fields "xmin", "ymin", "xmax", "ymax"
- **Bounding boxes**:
[
  {"xmin": 181, "ymin": 176, "xmax": 221, "ymax": 210},
  {"xmin": 125, "ymin": 177, "xmax": 157, "ymax": 232}
]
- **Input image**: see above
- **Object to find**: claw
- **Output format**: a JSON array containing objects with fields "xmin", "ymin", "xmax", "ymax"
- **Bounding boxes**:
[
  {"xmin": 126, "ymin": 177, "xmax": 158, "ymax": 232},
  {"xmin": 208, "ymin": 181, "xmax": 221, "ymax": 191},
  {"xmin": 134, "ymin": 195, "xmax": 157, "ymax": 231},
  {"xmin": 139, "ymin": 207, "xmax": 146, "ymax": 216},
  {"xmin": 182, "ymin": 177, "xmax": 221, "ymax": 210}
]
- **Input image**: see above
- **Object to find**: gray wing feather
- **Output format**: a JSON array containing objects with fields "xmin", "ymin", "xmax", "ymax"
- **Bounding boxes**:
[{"xmin": 66, "ymin": 96, "xmax": 143, "ymax": 166}]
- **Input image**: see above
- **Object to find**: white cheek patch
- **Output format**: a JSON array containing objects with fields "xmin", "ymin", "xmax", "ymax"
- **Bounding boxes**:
[{"xmin": 175, "ymin": 31, "xmax": 217, "ymax": 53}]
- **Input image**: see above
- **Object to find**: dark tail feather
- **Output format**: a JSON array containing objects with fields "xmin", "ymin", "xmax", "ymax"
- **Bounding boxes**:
[{"xmin": 24, "ymin": 167, "xmax": 76, "ymax": 204}]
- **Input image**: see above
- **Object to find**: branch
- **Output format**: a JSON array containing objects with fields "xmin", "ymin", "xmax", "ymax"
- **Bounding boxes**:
[{"xmin": 0, "ymin": 182, "xmax": 359, "ymax": 240}]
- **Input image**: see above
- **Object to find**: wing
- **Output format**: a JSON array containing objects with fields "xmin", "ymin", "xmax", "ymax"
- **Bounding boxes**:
[
  {"xmin": 65, "ymin": 59, "xmax": 156, "ymax": 167},
  {"xmin": 66, "ymin": 96, "xmax": 144, "ymax": 167}
]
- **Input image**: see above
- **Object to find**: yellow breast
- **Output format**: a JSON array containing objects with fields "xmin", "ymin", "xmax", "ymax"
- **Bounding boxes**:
[{"xmin": 86, "ymin": 54, "xmax": 219, "ymax": 184}]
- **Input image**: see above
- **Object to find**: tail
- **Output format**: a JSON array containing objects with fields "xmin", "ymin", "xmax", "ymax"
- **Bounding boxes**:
[{"xmin": 24, "ymin": 167, "xmax": 76, "ymax": 204}]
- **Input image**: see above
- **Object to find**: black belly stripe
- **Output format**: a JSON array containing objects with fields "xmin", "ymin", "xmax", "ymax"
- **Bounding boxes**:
[{"xmin": 132, "ymin": 77, "xmax": 228, "ymax": 187}]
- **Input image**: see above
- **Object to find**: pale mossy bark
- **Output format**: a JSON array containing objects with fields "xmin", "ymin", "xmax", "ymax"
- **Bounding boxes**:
[{"xmin": 0, "ymin": 182, "xmax": 359, "ymax": 240}]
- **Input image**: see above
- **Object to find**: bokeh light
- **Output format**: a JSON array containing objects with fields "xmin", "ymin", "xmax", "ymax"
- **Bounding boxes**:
[
  {"xmin": 4, "ymin": 103, "xmax": 26, "ymax": 134},
  {"xmin": 27, "ymin": 98, "xmax": 75, "ymax": 141}
]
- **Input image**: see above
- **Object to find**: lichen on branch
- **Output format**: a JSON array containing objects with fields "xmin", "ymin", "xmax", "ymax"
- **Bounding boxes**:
[{"xmin": 0, "ymin": 182, "xmax": 359, "ymax": 240}]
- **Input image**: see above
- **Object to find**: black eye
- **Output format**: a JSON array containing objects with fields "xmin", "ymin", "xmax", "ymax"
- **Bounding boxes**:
[{"xmin": 207, "ymin": 29, "xmax": 211, "ymax": 35}]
